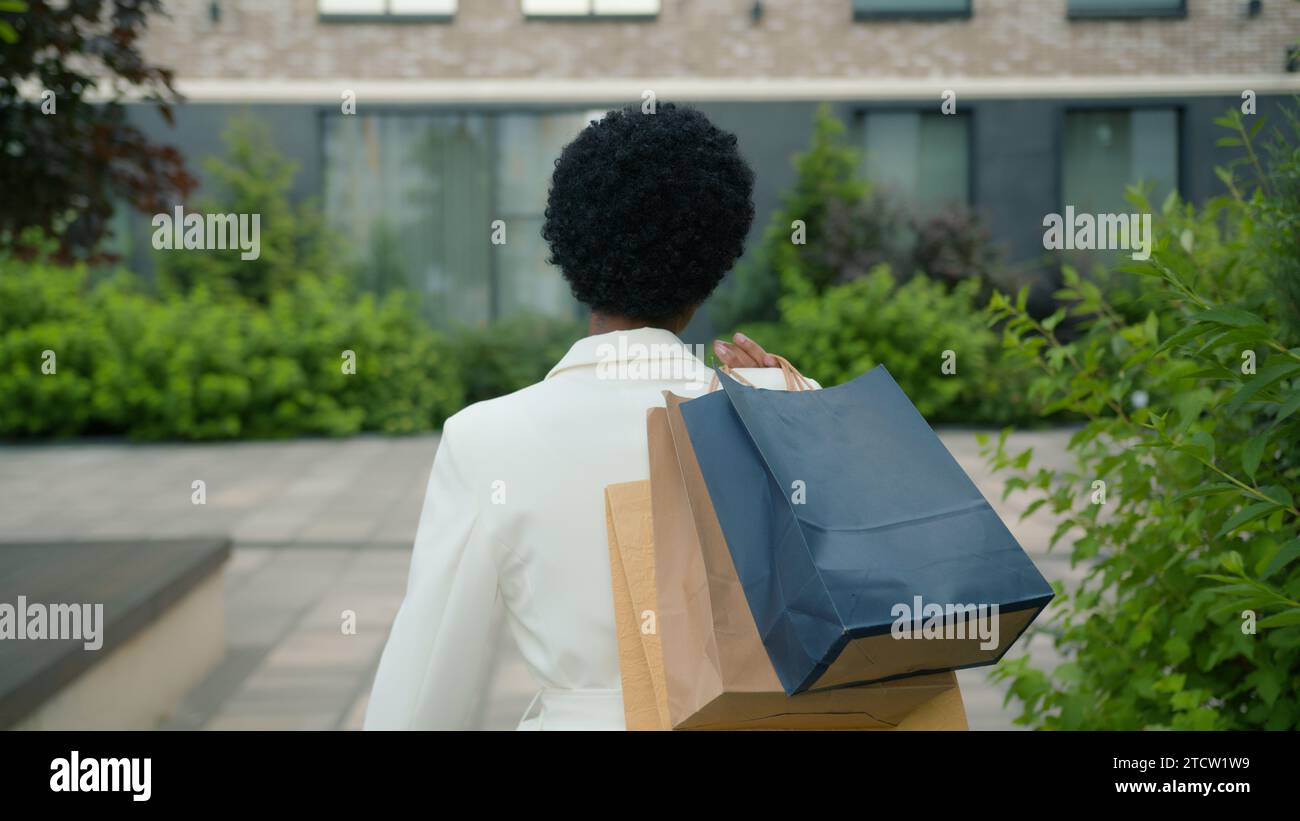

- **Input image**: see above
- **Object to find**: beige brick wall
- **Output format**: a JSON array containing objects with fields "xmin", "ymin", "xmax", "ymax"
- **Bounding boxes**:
[{"xmin": 142, "ymin": 0, "xmax": 1299, "ymax": 82}]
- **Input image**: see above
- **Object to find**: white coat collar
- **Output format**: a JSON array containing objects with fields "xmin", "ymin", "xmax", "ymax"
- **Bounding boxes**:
[{"xmin": 545, "ymin": 327, "xmax": 711, "ymax": 381}]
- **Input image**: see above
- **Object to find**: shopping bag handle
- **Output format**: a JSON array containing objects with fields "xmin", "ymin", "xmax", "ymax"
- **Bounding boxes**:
[{"xmin": 708, "ymin": 354, "xmax": 814, "ymax": 393}]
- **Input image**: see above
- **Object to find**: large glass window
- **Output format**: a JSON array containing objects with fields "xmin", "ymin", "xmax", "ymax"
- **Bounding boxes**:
[
  {"xmin": 860, "ymin": 111, "xmax": 970, "ymax": 212},
  {"xmin": 1062, "ymin": 108, "xmax": 1179, "ymax": 215},
  {"xmin": 493, "ymin": 112, "xmax": 592, "ymax": 319},
  {"xmin": 1066, "ymin": 0, "xmax": 1184, "ymax": 18},
  {"xmin": 323, "ymin": 112, "xmax": 587, "ymax": 328},
  {"xmin": 852, "ymin": 0, "xmax": 970, "ymax": 19}
]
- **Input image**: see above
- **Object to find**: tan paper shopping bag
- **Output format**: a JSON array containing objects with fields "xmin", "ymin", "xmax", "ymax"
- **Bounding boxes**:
[
  {"xmin": 604, "ymin": 480, "xmax": 671, "ymax": 730},
  {"xmin": 602, "ymin": 404, "xmax": 968, "ymax": 730}
]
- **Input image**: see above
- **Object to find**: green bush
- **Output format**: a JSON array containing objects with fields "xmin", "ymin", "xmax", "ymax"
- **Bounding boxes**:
[
  {"xmin": 713, "ymin": 105, "xmax": 1011, "ymax": 327},
  {"xmin": 1241, "ymin": 107, "xmax": 1300, "ymax": 337},
  {"xmin": 711, "ymin": 105, "xmax": 870, "ymax": 330},
  {"xmin": 0, "ymin": 254, "xmax": 464, "ymax": 440},
  {"xmin": 0, "ymin": 110, "xmax": 592, "ymax": 440},
  {"xmin": 984, "ymin": 108, "xmax": 1300, "ymax": 729},
  {"xmin": 450, "ymin": 312, "xmax": 584, "ymax": 406},
  {"xmin": 740, "ymin": 266, "xmax": 1033, "ymax": 424},
  {"xmin": 716, "ymin": 105, "xmax": 1030, "ymax": 424},
  {"xmin": 155, "ymin": 114, "xmax": 342, "ymax": 303},
  {"xmin": 911, "ymin": 204, "xmax": 1006, "ymax": 292}
]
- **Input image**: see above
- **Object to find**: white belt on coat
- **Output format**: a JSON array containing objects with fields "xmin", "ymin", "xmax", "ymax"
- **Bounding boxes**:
[{"xmin": 517, "ymin": 687, "xmax": 625, "ymax": 731}]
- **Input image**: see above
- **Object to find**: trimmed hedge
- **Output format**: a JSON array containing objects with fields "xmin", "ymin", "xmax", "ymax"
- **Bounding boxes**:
[
  {"xmin": 0, "ymin": 257, "xmax": 465, "ymax": 439},
  {"xmin": 740, "ymin": 266, "xmax": 1037, "ymax": 425}
]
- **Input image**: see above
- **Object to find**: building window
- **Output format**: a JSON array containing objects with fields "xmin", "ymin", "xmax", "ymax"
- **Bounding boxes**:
[
  {"xmin": 860, "ymin": 111, "xmax": 970, "ymax": 212},
  {"xmin": 323, "ymin": 112, "xmax": 588, "ymax": 328},
  {"xmin": 1066, "ymin": 0, "xmax": 1185, "ymax": 19},
  {"xmin": 852, "ymin": 0, "xmax": 970, "ymax": 20},
  {"xmin": 318, "ymin": 0, "xmax": 457, "ymax": 21},
  {"xmin": 492, "ymin": 112, "xmax": 598, "ymax": 319},
  {"xmin": 1062, "ymin": 108, "xmax": 1180, "ymax": 216},
  {"xmin": 522, "ymin": 0, "xmax": 660, "ymax": 19}
]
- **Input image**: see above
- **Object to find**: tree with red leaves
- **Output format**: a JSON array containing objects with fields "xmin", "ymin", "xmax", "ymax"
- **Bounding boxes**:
[{"xmin": 0, "ymin": 0, "xmax": 195, "ymax": 261}]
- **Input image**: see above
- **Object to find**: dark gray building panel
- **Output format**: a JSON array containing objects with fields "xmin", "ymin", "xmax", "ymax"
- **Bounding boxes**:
[{"xmin": 121, "ymin": 92, "xmax": 1294, "ymax": 321}]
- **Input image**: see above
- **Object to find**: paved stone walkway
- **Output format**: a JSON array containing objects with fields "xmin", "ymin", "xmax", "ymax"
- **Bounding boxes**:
[{"xmin": 0, "ymin": 428, "xmax": 1081, "ymax": 730}]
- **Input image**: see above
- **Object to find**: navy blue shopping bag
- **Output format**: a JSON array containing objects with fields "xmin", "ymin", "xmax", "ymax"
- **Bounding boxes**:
[{"xmin": 678, "ymin": 365, "xmax": 1054, "ymax": 695}]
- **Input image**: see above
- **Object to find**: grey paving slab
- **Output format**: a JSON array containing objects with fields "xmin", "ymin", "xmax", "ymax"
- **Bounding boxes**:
[
  {"xmin": 159, "ymin": 646, "xmax": 267, "ymax": 731},
  {"xmin": 0, "ymin": 435, "xmax": 442, "ymax": 544}
]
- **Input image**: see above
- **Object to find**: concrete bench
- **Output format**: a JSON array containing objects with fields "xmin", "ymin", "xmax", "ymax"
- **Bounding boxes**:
[{"xmin": 0, "ymin": 538, "xmax": 230, "ymax": 730}]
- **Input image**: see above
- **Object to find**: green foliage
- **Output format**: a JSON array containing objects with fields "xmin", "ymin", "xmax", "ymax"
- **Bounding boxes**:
[
  {"xmin": 984, "ymin": 108, "xmax": 1300, "ymax": 729},
  {"xmin": 0, "ymin": 1, "xmax": 26, "ymax": 44},
  {"xmin": 713, "ymin": 104, "xmax": 1009, "ymax": 334},
  {"xmin": 0, "ymin": 113, "xmax": 590, "ymax": 440},
  {"xmin": 155, "ymin": 114, "xmax": 341, "ymax": 303},
  {"xmin": 0, "ymin": 253, "xmax": 107, "ymax": 436},
  {"xmin": 0, "ymin": 253, "xmax": 464, "ymax": 440},
  {"xmin": 1237, "ymin": 106, "xmax": 1300, "ymax": 337},
  {"xmin": 451, "ymin": 313, "xmax": 584, "ymax": 406},
  {"xmin": 715, "ymin": 105, "xmax": 1026, "ymax": 424},
  {"xmin": 741, "ymin": 266, "xmax": 1032, "ymax": 424},
  {"xmin": 712, "ymin": 105, "xmax": 870, "ymax": 329},
  {"xmin": 0, "ymin": 0, "xmax": 194, "ymax": 260}
]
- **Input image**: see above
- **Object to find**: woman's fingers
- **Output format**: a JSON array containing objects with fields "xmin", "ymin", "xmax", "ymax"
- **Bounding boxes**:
[
  {"xmin": 713, "ymin": 333, "xmax": 778, "ymax": 369},
  {"xmin": 713, "ymin": 339, "xmax": 757, "ymax": 368},
  {"xmin": 731, "ymin": 332, "xmax": 778, "ymax": 368}
]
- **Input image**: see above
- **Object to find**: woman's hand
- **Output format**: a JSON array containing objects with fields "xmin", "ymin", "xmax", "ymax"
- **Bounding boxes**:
[{"xmin": 713, "ymin": 332, "xmax": 778, "ymax": 369}]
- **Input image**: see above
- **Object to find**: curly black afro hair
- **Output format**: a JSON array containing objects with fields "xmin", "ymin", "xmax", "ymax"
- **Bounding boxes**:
[{"xmin": 541, "ymin": 103, "xmax": 755, "ymax": 324}]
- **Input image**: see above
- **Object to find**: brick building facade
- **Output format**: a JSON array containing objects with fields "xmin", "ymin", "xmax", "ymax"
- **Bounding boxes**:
[{"xmin": 122, "ymin": 1, "xmax": 1300, "ymax": 333}]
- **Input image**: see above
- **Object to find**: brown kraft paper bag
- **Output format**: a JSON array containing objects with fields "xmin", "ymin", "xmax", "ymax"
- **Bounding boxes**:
[{"xmin": 604, "ymin": 480, "xmax": 672, "ymax": 730}]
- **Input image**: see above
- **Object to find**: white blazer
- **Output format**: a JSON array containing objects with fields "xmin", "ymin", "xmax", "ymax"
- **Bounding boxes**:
[{"xmin": 364, "ymin": 327, "xmax": 813, "ymax": 730}]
